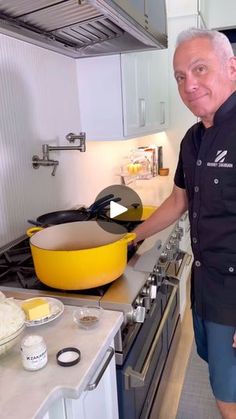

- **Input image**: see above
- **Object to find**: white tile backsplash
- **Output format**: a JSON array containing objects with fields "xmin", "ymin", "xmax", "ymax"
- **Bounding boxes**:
[{"xmin": 0, "ymin": 34, "xmax": 81, "ymax": 246}]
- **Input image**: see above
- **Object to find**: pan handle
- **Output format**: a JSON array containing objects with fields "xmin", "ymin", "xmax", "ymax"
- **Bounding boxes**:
[
  {"xmin": 27, "ymin": 219, "xmax": 43, "ymax": 227},
  {"xmin": 93, "ymin": 197, "xmax": 121, "ymax": 213},
  {"xmin": 121, "ymin": 232, "xmax": 136, "ymax": 244},
  {"xmin": 26, "ymin": 227, "xmax": 44, "ymax": 237},
  {"xmin": 87, "ymin": 194, "xmax": 114, "ymax": 212}
]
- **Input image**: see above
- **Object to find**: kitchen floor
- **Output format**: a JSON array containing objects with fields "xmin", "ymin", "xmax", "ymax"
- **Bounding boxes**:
[{"xmin": 158, "ymin": 278, "xmax": 194, "ymax": 419}]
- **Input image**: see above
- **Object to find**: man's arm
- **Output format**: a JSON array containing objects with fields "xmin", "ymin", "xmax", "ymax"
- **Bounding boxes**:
[
  {"xmin": 232, "ymin": 332, "xmax": 236, "ymax": 348},
  {"xmin": 133, "ymin": 184, "xmax": 188, "ymax": 243}
]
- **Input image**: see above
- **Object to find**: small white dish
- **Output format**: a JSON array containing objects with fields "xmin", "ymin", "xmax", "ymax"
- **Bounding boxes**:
[
  {"xmin": 73, "ymin": 306, "xmax": 103, "ymax": 329},
  {"xmin": 22, "ymin": 297, "xmax": 64, "ymax": 327}
]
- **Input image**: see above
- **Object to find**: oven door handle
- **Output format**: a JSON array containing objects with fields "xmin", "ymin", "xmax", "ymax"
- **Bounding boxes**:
[{"xmin": 124, "ymin": 284, "xmax": 178, "ymax": 389}]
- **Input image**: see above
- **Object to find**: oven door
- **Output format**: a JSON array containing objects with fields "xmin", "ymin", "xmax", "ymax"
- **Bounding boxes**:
[{"xmin": 116, "ymin": 282, "xmax": 179, "ymax": 419}]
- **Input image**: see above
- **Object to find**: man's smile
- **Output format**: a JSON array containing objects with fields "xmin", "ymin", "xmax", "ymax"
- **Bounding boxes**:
[{"xmin": 188, "ymin": 93, "xmax": 208, "ymax": 103}]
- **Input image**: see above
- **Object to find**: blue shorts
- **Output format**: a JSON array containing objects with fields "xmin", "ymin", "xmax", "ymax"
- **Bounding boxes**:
[{"xmin": 192, "ymin": 308, "xmax": 236, "ymax": 402}]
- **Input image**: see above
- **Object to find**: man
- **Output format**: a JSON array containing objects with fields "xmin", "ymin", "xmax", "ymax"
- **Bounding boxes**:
[{"xmin": 133, "ymin": 28, "xmax": 236, "ymax": 419}]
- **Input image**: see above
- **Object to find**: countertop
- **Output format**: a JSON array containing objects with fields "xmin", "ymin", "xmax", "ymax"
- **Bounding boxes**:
[
  {"xmin": 132, "ymin": 175, "xmax": 173, "ymax": 206},
  {"xmin": 0, "ymin": 305, "xmax": 123, "ymax": 419}
]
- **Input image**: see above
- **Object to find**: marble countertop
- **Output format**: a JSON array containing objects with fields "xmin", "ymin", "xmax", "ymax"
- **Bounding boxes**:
[
  {"xmin": 132, "ymin": 175, "xmax": 173, "ymax": 206},
  {"xmin": 0, "ymin": 305, "xmax": 123, "ymax": 419}
]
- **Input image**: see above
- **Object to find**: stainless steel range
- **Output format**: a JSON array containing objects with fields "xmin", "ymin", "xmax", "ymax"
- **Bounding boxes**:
[{"xmin": 0, "ymin": 221, "xmax": 189, "ymax": 419}]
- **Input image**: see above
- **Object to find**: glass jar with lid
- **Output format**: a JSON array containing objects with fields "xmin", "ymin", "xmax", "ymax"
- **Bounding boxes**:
[{"xmin": 21, "ymin": 334, "xmax": 48, "ymax": 371}]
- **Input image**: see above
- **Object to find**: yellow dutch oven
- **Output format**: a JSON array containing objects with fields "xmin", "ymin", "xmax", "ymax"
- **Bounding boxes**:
[
  {"xmin": 114, "ymin": 205, "xmax": 157, "ymax": 222},
  {"xmin": 141, "ymin": 205, "xmax": 157, "ymax": 220},
  {"xmin": 27, "ymin": 221, "xmax": 136, "ymax": 290}
]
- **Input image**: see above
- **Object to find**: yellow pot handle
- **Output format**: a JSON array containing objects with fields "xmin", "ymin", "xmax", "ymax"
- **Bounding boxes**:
[
  {"xmin": 26, "ymin": 227, "xmax": 44, "ymax": 237},
  {"xmin": 121, "ymin": 232, "xmax": 136, "ymax": 244}
]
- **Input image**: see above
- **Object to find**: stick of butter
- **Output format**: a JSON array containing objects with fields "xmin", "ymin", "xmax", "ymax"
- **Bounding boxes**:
[{"xmin": 22, "ymin": 298, "xmax": 50, "ymax": 321}]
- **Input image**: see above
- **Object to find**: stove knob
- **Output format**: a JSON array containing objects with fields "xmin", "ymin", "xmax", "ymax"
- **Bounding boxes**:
[
  {"xmin": 135, "ymin": 295, "xmax": 144, "ymax": 306},
  {"xmin": 146, "ymin": 275, "xmax": 158, "ymax": 295},
  {"xmin": 159, "ymin": 251, "xmax": 167, "ymax": 263},
  {"xmin": 169, "ymin": 237, "xmax": 179, "ymax": 247},
  {"xmin": 136, "ymin": 293, "xmax": 151, "ymax": 311},
  {"xmin": 141, "ymin": 285, "xmax": 149, "ymax": 296},
  {"xmin": 146, "ymin": 274, "xmax": 156, "ymax": 284},
  {"xmin": 150, "ymin": 284, "xmax": 157, "ymax": 299},
  {"xmin": 165, "ymin": 243, "xmax": 174, "ymax": 261},
  {"xmin": 171, "ymin": 236, "xmax": 180, "ymax": 246},
  {"xmin": 169, "ymin": 238, "xmax": 179, "ymax": 255},
  {"xmin": 175, "ymin": 226, "xmax": 183, "ymax": 239},
  {"xmin": 154, "ymin": 265, "xmax": 166, "ymax": 283},
  {"xmin": 133, "ymin": 306, "xmax": 146, "ymax": 323}
]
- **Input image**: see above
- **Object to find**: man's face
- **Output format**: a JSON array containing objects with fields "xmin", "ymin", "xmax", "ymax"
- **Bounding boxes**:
[{"xmin": 173, "ymin": 37, "xmax": 236, "ymax": 127}]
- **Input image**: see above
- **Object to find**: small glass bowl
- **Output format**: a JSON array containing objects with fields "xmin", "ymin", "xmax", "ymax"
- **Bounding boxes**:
[
  {"xmin": 73, "ymin": 306, "xmax": 103, "ymax": 329},
  {"xmin": 0, "ymin": 323, "xmax": 25, "ymax": 357}
]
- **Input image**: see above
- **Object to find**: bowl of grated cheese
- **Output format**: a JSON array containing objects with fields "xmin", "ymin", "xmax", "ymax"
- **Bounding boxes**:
[{"xmin": 0, "ymin": 292, "xmax": 25, "ymax": 356}]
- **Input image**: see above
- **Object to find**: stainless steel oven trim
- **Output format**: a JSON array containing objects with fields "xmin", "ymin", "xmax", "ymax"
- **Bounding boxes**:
[
  {"xmin": 165, "ymin": 251, "xmax": 192, "ymax": 281},
  {"xmin": 185, "ymin": 253, "xmax": 192, "ymax": 266},
  {"xmin": 124, "ymin": 283, "xmax": 178, "ymax": 389}
]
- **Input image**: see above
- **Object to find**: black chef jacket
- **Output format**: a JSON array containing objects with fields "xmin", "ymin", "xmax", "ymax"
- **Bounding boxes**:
[{"xmin": 174, "ymin": 91, "xmax": 236, "ymax": 326}]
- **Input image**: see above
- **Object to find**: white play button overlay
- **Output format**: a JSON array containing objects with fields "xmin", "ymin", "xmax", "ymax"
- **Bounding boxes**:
[
  {"xmin": 110, "ymin": 201, "xmax": 128, "ymax": 219},
  {"xmin": 95, "ymin": 184, "xmax": 143, "ymax": 234}
]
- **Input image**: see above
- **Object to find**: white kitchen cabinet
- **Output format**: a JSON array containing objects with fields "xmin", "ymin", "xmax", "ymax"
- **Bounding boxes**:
[
  {"xmin": 76, "ymin": 49, "xmax": 168, "ymax": 140},
  {"xmin": 166, "ymin": 0, "xmax": 198, "ymax": 18},
  {"xmin": 199, "ymin": 0, "xmax": 236, "ymax": 29},
  {"xmin": 42, "ymin": 398, "xmax": 66, "ymax": 419},
  {"xmin": 65, "ymin": 346, "xmax": 119, "ymax": 419},
  {"xmin": 121, "ymin": 49, "xmax": 168, "ymax": 136},
  {"xmin": 42, "ymin": 346, "xmax": 118, "ymax": 419}
]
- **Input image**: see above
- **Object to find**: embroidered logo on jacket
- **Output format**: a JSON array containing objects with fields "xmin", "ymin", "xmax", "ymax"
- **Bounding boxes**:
[
  {"xmin": 207, "ymin": 150, "xmax": 233, "ymax": 168},
  {"xmin": 215, "ymin": 150, "xmax": 227, "ymax": 163}
]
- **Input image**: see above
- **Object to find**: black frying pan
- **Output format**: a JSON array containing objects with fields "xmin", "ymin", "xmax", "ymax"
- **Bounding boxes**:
[{"xmin": 28, "ymin": 194, "xmax": 121, "ymax": 226}]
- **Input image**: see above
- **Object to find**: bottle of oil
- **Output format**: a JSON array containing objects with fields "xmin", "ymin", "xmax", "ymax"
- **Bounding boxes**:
[{"xmin": 158, "ymin": 146, "xmax": 163, "ymax": 175}]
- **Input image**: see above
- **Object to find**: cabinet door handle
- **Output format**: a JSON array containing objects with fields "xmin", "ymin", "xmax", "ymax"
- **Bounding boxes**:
[
  {"xmin": 144, "ymin": 0, "xmax": 148, "ymax": 18},
  {"xmin": 139, "ymin": 98, "xmax": 146, "ymax": 127},
  {"xmin": 86, "ymin": 347, "xmax": 114, "ymax": 391},
  {"xmin": 160, "ymin": 101, "xmax": 165, "ymax": 125}
]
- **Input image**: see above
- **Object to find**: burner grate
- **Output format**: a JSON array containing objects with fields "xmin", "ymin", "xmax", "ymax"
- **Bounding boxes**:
[{"xmin": 0, "ymin": 238, "xmax": 36, "ymax": 286}]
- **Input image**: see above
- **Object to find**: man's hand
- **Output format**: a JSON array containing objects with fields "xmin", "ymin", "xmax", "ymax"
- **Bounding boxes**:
[{"xmin": 232, "ymin": 331, "xmax": 236, "ymax": 348}]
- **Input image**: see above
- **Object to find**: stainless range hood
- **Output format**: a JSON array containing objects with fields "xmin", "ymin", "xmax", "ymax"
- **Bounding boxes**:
[{"xmin": 0, "ymin": 0, "xmax": 167, "ymax": 58}]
